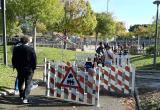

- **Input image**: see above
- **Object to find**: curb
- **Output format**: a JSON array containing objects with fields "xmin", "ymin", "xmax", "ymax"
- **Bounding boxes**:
[
  {"xmin": 134, "ymin": 87, "xmax": 142, "ymax": 110},
  {"xmin": 136, "ymin": 70, "xmax": 160, "ymax": 73}
]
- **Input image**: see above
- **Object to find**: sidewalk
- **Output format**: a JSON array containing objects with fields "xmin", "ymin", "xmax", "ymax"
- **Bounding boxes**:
[{"xmin": 0, "ymin": 81, "xmax": 127, "ymax": 110}]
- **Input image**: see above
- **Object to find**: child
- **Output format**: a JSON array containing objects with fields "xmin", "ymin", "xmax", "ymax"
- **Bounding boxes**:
[{"xmin": 85, "ymin": 57, "xmax": 94, "ymax": 71}]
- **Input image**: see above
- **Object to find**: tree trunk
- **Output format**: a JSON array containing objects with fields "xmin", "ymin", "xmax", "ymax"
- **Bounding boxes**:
[
  {"xmin": 63, "ymin": 29, "xmax": 67, "ymax": 49},
  {"xmin": 138, "ymin": 36, "xmax": 140, "ymax": 49},
  {"xmin": 33, "ymin": 21, "xmax": 37, "ymax": 52},
  {"xmin": 95, "ymin": 32, "xmax": 98, "ymax": 50}
]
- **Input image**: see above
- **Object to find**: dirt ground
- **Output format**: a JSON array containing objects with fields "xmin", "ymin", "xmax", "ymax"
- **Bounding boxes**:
[{"xmin": 136, "ymin": 71, "xmax": 160, "ymax": 110}]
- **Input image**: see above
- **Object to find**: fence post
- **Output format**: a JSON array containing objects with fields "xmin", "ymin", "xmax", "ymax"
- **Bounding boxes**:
[
  {"xmin": 43, "ymin": 58, "xmax": 47, "ymax": 82},
  {"xmin": 96, "ymin": 67, "xmax": 100, "ymax": 107}
]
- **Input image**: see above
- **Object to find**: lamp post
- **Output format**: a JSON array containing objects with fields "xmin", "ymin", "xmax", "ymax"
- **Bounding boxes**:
[
  {"xmin": 1, "ymin": 0, "xmax": 7, "ymax": 66},
  {"xmin": 107, "ymin": 0, "xmax": 110, "ymax": 13},
  {"xmin": 153, "ymin": 0, "xmax": 160, "ymax": 68}
]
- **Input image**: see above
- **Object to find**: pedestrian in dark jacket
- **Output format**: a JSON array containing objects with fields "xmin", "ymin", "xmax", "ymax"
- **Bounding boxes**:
[
  {"xmin": 96, "ymin": 42, "xmax": 104, "ymax": 55},
  {"xmin": 12, "ymin": 36, "xmax": 37, "ymax": 104}
]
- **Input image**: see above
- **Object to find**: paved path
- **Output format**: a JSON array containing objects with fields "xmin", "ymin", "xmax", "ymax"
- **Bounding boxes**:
[
  {"xmin": 0, "ymin": 81, "xmax": 126, "ymax": 110},
  {"xmin": 135, "ymin": 71, "xmax": 160, "ymax": 89}
]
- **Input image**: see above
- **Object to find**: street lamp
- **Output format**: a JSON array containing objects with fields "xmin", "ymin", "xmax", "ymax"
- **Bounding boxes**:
[{"xmin": 153, "ymin": 0, "xmax": 160, "ymax": 68}]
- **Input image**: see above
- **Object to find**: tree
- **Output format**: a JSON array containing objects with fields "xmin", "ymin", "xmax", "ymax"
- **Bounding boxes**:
[
  {"xmin": 129, "ymin": 24, "xmax": 151, "ymax": 37},
  {"xmin": 129, "ymin": 24, "xmax": 151, "ymax": 48},
  {"xmin": 94, "ymin": 12, "xmax": 115, "ymax": 48},
  {"xmin": 51, "ymin": 0, "xmax": 97, "ymax": 49},
  {"xmin": 36, "ymin": 22, "xmax": 47, "ymax": 34},
  {"xmin": 68, "ymin": 1, "xmax": 97, "ymax": 35},
  {"xmin": 115, "ymin": 21, "xmax": 126, "ymax": 37},
  {"xmin": 8, "ymin": 0, "xmax": 64, "ymax": 51}
]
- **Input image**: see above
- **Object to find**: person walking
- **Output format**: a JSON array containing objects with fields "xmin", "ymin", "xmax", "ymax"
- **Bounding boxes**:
[
  {"xmin": 12, "ymin": 36, "xmax": 37, "ymax": 104},
  {"xmin": 104, "ymin": 45, "xmax": 114, "ymax": 67},
  {"xmin": 96, "ymin": 42, "xmax": 105, "ymax": 66}
]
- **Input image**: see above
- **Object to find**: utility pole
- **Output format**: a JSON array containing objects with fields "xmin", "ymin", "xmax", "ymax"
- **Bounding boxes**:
[
  {"xmin": 153, "ymin": 0, "xmax": 160, "ymax": 68},
  {"xmin": 1, "ymin": 0, "xmax": 7, "ymax": 66}
]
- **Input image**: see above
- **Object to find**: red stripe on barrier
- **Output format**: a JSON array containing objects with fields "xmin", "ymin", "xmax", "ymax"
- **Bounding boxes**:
[
  {"xmin": 117, "ymin": 80, "xmax": 122, "ymax": 85},
  {"xmin": 125, "ymin": 66, "xmax": 130, "ymax": 72},
  {"xmin": 88, "ymin": 70, "xmax": 94, "ymax": 77},
  {"xmin": 104, "ymin": 79, "xmax": 108, "ymax": 85},
  {"xmin": 125, "ymin": 76, "xmax": 129, "ymax": 81},
  {"xmin": 104, "ymin": 70, "xmax": 109, "ymax": 76},
  {"xmin": 56, "ymin": 83, "xmax": 61, "ymax": 88},
  {"xmin": 57, "ymin": 93, "xmax": 61, "ymax": 97},
  {"xmin": 110, "ymin": 75, "xmax": 115, "ymax": 81},
  {"xmin": 50, "ymin": 78, "xmax": 54, "ymax": 83},
  {"xmin": 79, "ymin": 76, "xmax": 84, "ymax": 82},
  {"xmin": 87, "ymin": 93, "xmax": 92, "ymax": 99},
  {"xmin": 118, "ymin": 70, "xmax": 122, "ymax": 76},
  {"xmin": 87, "ymin": 81, "xmax": 93, "ymax": 88},
  {"xmin": 125, "ymin": 85, "xmax": 129, "ymax": 90},
  {"xmin": 71, "ymin": 94, "xmax": 76, "ymax": 100},
  {"xmin": 50, "ymin": 88, "xmax": 55, "ymax": 94},
  {"xmin": 57, "ymin": 72, "xmax": 63, "ymax": 78},
  {"xmin": 51, "ymin": 67, "xmax": 55, "ymax": 73},
  {"xmin": 96, "ymin": 74, "xmax": 99, "ymax": 80},
  {"xmin": 111, "ymin": 66, "xmax": 115, "ymax": 71},
  {"xmin": 111, "ymin": 85, "xmax": 115, "ymax": 90},
  {"xmin": 118, "ymin": 90, "xmax": 122, "ymax": 94},
  {"xmin": 79, "ymin": 88, "xmax": 84, "ymax": 94}
]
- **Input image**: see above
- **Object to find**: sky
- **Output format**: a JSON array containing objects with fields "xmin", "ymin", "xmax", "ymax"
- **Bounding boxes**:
[{"xmin": 89, "ymin": 0, "xmax": 157, "ymax": 29}]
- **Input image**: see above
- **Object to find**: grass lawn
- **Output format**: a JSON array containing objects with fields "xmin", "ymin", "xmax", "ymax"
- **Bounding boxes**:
[
  {"xmin": 6, "ymin": 46, "xmax": 93, "ymax": 65},
  {"xmin": 0, "ymin": 65, "xmax": 16, "ymax": 90},
  {"xmin": 0, "ymin": 46, "xmax": 93, "ymax": 90},
  {"xmin": 131, "ymin": 55, "xmax": 160, "ymax": 70}
]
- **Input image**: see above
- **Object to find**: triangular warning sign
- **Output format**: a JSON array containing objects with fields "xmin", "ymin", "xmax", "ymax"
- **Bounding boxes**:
[{"xmin": 60, "ymin": 67, "xmax": 80, "ymax": 88}]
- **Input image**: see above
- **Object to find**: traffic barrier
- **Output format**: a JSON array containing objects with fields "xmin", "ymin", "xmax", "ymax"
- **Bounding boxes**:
[
  {"xmin": 45, "ymin": 60, "xmax": 100, "ymax": 106},
  {"xmin": 44, "ymin": 58, "xmax": 135, "ymax": 106},
  {"xmin": 99, "ymin": 64, "xmax": 135, "ymax": 95}
]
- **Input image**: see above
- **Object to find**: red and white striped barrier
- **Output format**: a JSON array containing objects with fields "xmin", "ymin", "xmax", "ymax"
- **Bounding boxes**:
[
  {"xmin": 99, "ymin": 64, "xmax": 135, "ymax": 95},
  {"xmin": 45, "ymin": 60, "xmax": 100, "ymax": 106}
]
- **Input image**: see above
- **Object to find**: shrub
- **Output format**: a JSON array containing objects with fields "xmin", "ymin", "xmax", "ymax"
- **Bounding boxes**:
[
  {"xmin": 146, "ymin": 45, "xmax": 160, "ymax": 55},
  {"xmin": 129, "ymin": 45, "xmax": 138, "ymax": 55}
]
